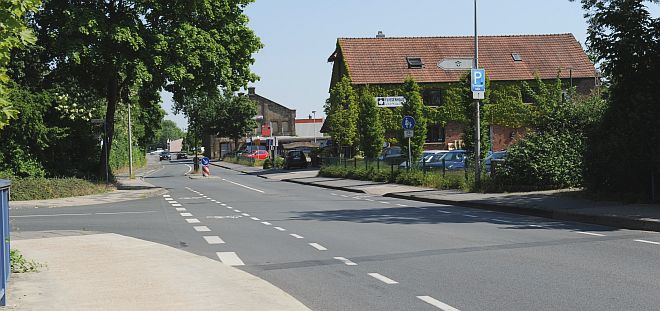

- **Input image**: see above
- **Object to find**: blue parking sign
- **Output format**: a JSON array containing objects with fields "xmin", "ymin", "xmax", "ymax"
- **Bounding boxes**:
[{"xmin": 471, "ymin": 69, "xmax": 485, "ymax": 92}]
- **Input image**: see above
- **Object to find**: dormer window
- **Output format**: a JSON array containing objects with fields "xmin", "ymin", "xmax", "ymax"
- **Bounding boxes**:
[
  {"xmin": 406, "ymin": 57, "xmax": 424, "ymax": 69},
  {"xmin": 512, "ymin": 53, "xmax": 522, "ymax": 61}
]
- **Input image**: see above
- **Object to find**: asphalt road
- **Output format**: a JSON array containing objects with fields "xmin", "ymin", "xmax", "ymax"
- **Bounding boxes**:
[{"xmin": 11, "ymin": 161, "xmax": 660, "ymax": 311}]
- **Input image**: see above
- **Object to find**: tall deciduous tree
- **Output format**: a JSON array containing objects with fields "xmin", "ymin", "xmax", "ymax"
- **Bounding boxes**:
[
  {"xmin": 32, "ymin": 0, "xmax": 262, "ymax": 175},
  {"xmin": 0, "ymin": 0, "xmax": 41, "ymax": 129},
  {"xmin": 572, "ymin": 0, "xmax": 660, "ymax": 196},
  {"xmin": 155, "ymin": 120, "xmax": 185, "ymax": 149},
  {"xmin": 357, "ymin": 87, "xmax": 385, "ymax": 160},
  {"xmin": 325, "ymin": 76, "xmax": 358, "ymax": 156},
  {"xmin": 399, "ymin": 77, "xmax": 427, "ymax": 162}
]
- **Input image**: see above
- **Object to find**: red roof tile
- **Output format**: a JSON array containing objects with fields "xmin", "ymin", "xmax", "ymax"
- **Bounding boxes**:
[{"xmin": 334, "ymin": 34, "xmax": 596, "ymax": 85}]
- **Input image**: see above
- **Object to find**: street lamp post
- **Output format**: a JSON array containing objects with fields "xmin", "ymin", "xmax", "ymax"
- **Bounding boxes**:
[
  {"xmin": 312, "ymin": 110, "xmax": 317, "ymax": 144},
  {"xmin": 474, "ymin": 0, "xmax": 482, "ymax": 188}
]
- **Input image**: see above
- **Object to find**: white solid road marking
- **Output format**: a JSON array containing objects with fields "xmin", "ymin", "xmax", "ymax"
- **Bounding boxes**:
[
  {"xmin": 576, "ymin": 231, "xmax": 606, "ymax": 237},
  {"xmin": 93, "ymin": 211, "xmax": 159, "ymax": 216},
  {"xmin": 175, "ymin": 208, "xmax": 186, "ymax": 212},
  {"xmin": 203, "ymin": 236, "xmax": 225, "ymax": 244},
  {"xmin": 165, "ymin": 198, "xmax": 173, "ymax": 201},
  {"xmin": 180, "ymin": 212, "xmax": 193, "ymax": 217},
  {"xmin": 396, "ymin": 204, "xmax": 408, "ymax": 207},
  {"xmin": 184, "ymin": 164, "xmax": 193, "ymax": 175},
  {"xmin": 163, "ymin": 194, "xmax": 171, "ymax": 197},
  {"xmin": 221, "ymin": 178, "xmax": 265, "ymax": 193},
  {"xmin": 417, "ymin": 296, "xmax": 461, "ymax": 311},
  {"xmin": 251, "ymin": 217, "xmax": 261, "ymax": 221},
  {"xmin": 168, "ymin": 201, "xmax": 178, "ymax": 204},
  {"xmin": 334, "ymin": 257, "xmax": 357, "ymax": 266},
  {"xmin": 185, "ymin": 218, "xmax": 200, "ymax": 224},
  {"xmin": 379, "ymin": 201, "xmax": 390, "ymax": 204},
  {"xmin": 242, "ymin": 213, "xmax": 251, "ymax": 217},
  {"xmin": 11, "ymin": 211, "xmax": 157, "ymax": 218},
  {"xmin": 330, "ymin": 193, "xmax": 337, "ymax": 195},
  {"xmin": 216, "ymin": 252, "xmax": 245, "ymax": 266},
  {"xmin": 340, "ymin": 195, "xmax": 348, "ymax": 198},
  {"xmin": 368, "ymin": 273, "xmax": 398, "ymax": 284},
  {"xmin": 261, "ymin": 221, "xmax": 272, "ymax": 226},
  {"xmin": 309, "ymin": 243, "xmax": 327, "ymax": 251},
  {"xmin": 365, "ymin": 199, "xmax": 375, "ymax": 202},
  {"xmin": 290, "ymin": 234, "xmax": 304, "ymax": 239},
  {"xmin": 194, "ymin": 226, "xmax": 211, "ymax": 232},
  {"xmin": 274, "ymin": 227, "xmax": 286, "ymax": 231},
  {"xmin": 171, "ymin": 204, "xmax": 182, "ymax": 207},
  {"xmin": 635, "ymin": 239, "xmax": 660, "ymax": 245}
]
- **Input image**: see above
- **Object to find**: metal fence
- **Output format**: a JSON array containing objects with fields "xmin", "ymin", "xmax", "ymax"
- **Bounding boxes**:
[
  {"xmin": 320, "ymin": 157, "xmax": 467, "ymax": 178},
  {"xmin": 0, "ymin": 180, "xmax": 10, "ymax": 306}
]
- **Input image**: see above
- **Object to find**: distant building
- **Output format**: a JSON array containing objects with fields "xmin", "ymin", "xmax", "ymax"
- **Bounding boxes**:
[
  {"xmin": 327, "ymin": 33, "xmax": 599, "ymax": 151},
  {"xmin": 295, "ymin": 117, "xmax": 324, "ymax": 138},
  {"xmin": 204, "ymin": 87, "xmax": 297, "ymax": 159}
]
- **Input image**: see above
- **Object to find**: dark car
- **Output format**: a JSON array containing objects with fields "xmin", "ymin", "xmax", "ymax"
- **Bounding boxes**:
[
  {"xmin": 159, "ymin": 151, "xmax": 170, "ymax": 161},
  {"xmin": 285, "ymin": 150, "xmax": 309, "ymax": 169},
  {"xmin": 425, "ymin": 150, "xmax": 466, "ymax": 171},
  {"xmin": 378, "ymin": 146, "xmax": 403, "ymax": 165},
  {"xmin": 176, "ymin": 152, "xmax": 188, "ymax": 160}
]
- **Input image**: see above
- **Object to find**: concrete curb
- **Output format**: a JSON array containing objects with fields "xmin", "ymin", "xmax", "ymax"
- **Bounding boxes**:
[{"xmin": 282, "ymin": 178, "xmax": 367, "ymax": 194}]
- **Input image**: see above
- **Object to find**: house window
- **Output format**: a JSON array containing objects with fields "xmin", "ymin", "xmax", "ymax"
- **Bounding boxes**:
[
  {"xmin": 406, "ymin": 57, "xmax": 424, "ymax": 69},
  {"xmin": 271, "ymin": 122, "xmax": 279, "ymax": 135},
  {"xmin": 512, "ymin": 53, "xmax": 522, "ymax": 61},
  {"xmin": 282, "ymin": 121, "xmax": 289, "ymax": 134},
  {"xmin": 426, "ymin": 125, "xmax": 445, "ymax": 143},
  {"xmin": 423, "ymin": 90, "xmax": 443, "ymax": 106}
]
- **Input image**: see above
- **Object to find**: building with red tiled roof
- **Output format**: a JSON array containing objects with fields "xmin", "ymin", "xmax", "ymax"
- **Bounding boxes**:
[{"xmin": 327, "ymin": 33, "xmax": 599, "ymax": 151}]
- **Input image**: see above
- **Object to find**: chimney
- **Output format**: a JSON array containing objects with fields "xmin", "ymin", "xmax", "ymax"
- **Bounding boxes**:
[
  {"xmin": 376, "ymin": 31, "xmax": 385, "ymax": 38},
  {"xmin": 248, "ymin": 87, "xmax": 256, "ymax": 95}
]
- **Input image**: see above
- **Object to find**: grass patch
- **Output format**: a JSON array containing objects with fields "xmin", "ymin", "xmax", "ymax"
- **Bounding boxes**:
[
  {"xmin": 7, "ymin": 177, "xmax": 111, "ymax": 201},
  {"xmin": 11, "ymin": 249, "xmax": 43, "ymax": 273}
]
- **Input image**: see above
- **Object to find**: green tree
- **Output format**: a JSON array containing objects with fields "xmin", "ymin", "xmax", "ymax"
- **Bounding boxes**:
[
  {"xmin": 325, "ymin": 76, "xmax": 358, "ymax": 156},
  {"xmin": 399, "ymin": 77, "xmax": 427, "ymax": 162},
  {"xmin": 31, "ymin": 0, "xmax": 262, "ymax": 176},
  {"xmin": 357, "ymin": 87, "xmax": 385, "ymax": 160},
  {"xmin": 155, "ymin": 120, "xmax": 185, "ymax": 149},
  {"xmin": 572, "ymin": 0, "xmax": 660, "ymax": 196},
  {"xmin": 0, "ymin": 0, "xmax": 41, "ymax": 129}
]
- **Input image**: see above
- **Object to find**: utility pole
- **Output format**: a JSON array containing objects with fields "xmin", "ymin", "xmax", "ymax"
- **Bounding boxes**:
[
  {"xmin": 312, "ymin": 110, "xmax": 317, "ymax": 143},
  {"xmin": 127, "ymin": 101, "xmax": 134, "ymax": 179},
  {"xmin": 474, "ymin": 0, "xmax": 482, "ymax": 188}
]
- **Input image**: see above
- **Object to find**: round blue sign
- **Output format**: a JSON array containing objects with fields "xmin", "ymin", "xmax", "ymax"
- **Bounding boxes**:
[
  {"xmin": 402, "ymin": 116, "xmax": 415, "ymax": 130},
  {"xmin": 201, "ymin": 157, "xmax": 210, "ymax": 166}
]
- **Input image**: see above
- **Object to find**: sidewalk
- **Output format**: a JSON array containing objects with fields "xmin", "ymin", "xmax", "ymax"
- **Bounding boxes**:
[
  {"xmin": 215, "ymin": 161, "xmax": 660, "ymax": 232},
  {"xmin": 5, "ymin": 231, "xmax": 310, "ymax": 311}
]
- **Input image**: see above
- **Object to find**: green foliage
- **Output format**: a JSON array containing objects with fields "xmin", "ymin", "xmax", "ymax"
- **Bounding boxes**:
[
  {"xmin": 1, "ymin": 174, "xmax": 109, "ymax": 201},
  {"xmin": 319, "ymin": 164, "xmax": 468, "ymax": 190},
  {"xmin": 154, "ymin": 120, "xmax": 185, "ymax": 150},
  {"xmin": 325, "ymin": 76, "xmax": 358, "ymax": 154},
  {"xmin": 398, "ymin": 77, "xmax": 427, "ymax": 161},
  {"xmin": 184, "ymin": 92, "xmax": 257, "ymax": 143},
  {"xmin": 574, "ymin": 0, "xmax": 660, "ymax": 197},
  {"xmin": 10, "ymin": 249, "xmax": 42, "ymax": 273},
  {"xmin": 357, "ymin": 88, "xmax": 385, "ymax": 159}
]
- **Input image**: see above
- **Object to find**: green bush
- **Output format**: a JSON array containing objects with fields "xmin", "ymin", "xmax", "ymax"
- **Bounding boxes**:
[
  {"xmin": 319, "ymin": 165, "xmax": 469, "ymax": 191},
  {"xmin": 10, "ymin": 249, "xmax": 42, "ymax": 273},
  {"xmin": 3, "ymin": 175, "xmax": 109, "ymax": 201}
]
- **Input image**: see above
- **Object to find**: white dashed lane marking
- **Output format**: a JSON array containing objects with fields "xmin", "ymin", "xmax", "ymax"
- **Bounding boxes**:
[
  {"xmin": 251, "ymin": 217, "xmax": 261, "ymax": 221},
  {"xmin": 168, "ymin": 201, "xmax": 179, "ymax": 204},
  {"xmin": 221, "ymin": 178, "xmax": 265, "ymax": 193},
  {"xmin": 309, "ymin": 243, "xmax": 328, "ymax": 251},
  {"xmin": 163, "ymin": 195, "xmax": 171, "ymax": 197},
  {"xmin": 437, "ymin": 210, "xmax": 451, "ymax": 214},
  {"xmin": 175, "ymin": 208, "xmax": 186, "ymax": 212},
  {"xmin": 171, "ymin": 204, "xmax": 182, "ymax": 207},
  {"xmin": 165, "ymin": 198, "xmax": 173, "ymax": 201},
  {"xmin": 261, "ymin": 221, "xmax": 272, "ymax": 226},
  {"xmin": 368, "ymin": 273, "xmax": 398, "ymax": 284},
  {"xmin": 379, "ymin": 201, "xmax": 390, "ymax": 204},
  {"xmin": 635, "ymin": 239, "xmax": 660, "ymax": 245},
  {"xmin": 463, "ymin": 214, "xmax": 478, "ymax": 218},
  {"xmin": 274, "ymin": 227, "xmax": 286, "ymax": 231},
  {"xmin": 290, "ymin": 234, "xmax": 304, "ymax": 239},
  {"xmin": 417, "ymin": 296, "xmax": 461, "ymax": 311},
  {"xmin": 203, "ymin": 236, "xmax": 225, "ymax": 244},
  {"xmin": 576, "ymin": 231, "xmax": 606, "ymax": 237},
  {"xmin": 334, "ymin": 257, "xmax": 357, "ymax": 266},
  {"xmin": 194, "ymin": 226, "xmax": 211, "ymax": 232},
  {"xmin": 241, "ymin": 213, "xmax": 250, "ymax": 217},
  {"xmin": 185, "ymin": 218, "xmax": 200, "ymax": 224},
  {"xmin": 216, "ymin": 252, "xmax": 245, "ymax": 266},
  {"xmin": 180, "ymin": 213, "xmax": 193, "ymax": 217},
  {"xmin": 234, "ymin": 210, "xmax": 242, "ymax": 213}
]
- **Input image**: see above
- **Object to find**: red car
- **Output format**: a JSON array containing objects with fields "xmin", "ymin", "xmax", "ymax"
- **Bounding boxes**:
[{"xmin": 246, "ymin": 150, "xmax": 269, "ymax": 160}]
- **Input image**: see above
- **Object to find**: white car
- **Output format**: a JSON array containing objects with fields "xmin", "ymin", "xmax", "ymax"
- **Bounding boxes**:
[{"xmin": 399, "ymin": 150, "xmax": 447, "ymax": 168}]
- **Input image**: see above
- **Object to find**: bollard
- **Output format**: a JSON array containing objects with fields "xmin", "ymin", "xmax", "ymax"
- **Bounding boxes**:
[
  {"xmin": 354, "ymin": 157, "xmax": 357, "ymax": 169},
  {"xmin": 202, "ymin": 165, "xmax": 210, "ymax": 177},
  {"xmin": 442, "ymin": 158, "xmax": 446, "ymax": 178}
]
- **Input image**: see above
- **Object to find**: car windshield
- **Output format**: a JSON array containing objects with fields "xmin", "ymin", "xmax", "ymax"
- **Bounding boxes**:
[{"xmin": 441, "ymin": 152, "xmax": 464, "ymax": 162}]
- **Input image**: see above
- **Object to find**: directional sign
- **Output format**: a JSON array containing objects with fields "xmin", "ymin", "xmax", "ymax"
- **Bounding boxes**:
[
  {"xmin": 404, "ymin": 129, "xmax": 414, "ymax": 138},
  {"xmin": 471, "ymin": 69, "xmax": 486, "ymax": 92},
  {"xmin": 402, "ymin": 116, "xmax": 415, "ymax": 130},
  {"xmin": 438, "ymin": 58, "xmax": 473, "ymax": 71},
  {"xmin": 201, "ymin": 157, "xmax": 210, "ymax": 166},
  {"xmin": 376, "ymin": 96, "xmax": 406, "ymax": 108}
]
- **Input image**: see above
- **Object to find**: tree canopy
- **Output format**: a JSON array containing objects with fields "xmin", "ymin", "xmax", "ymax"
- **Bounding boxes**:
[
  {"xmin": 325, "ymin": 76, "xmax": 358, "ymax": 156},
  {"xmin": 357, "ymin": 87, "xmax": 385, "ymax": 160}
]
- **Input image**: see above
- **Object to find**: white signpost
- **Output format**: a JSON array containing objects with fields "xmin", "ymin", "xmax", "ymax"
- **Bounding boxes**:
[
  {"xmin": 376, "ymin": 96, "xmax": 406, "ymax": 108},
  {"xmin": 438, "ymin": 58, "xmax": 474, "ymax": 70}
]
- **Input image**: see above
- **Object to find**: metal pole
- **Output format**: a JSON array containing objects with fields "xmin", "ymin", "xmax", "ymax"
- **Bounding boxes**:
[
  {"xmin": 408, "ymin": 137, "xmax": 412, "ymax": 170},
  {"xmin": 312, "ymin": 110, "xmax": 317, "ymax": 143},
  {"xmin": 104, "ymin": 121, "xmax": 109, "ymax": 186},
  {"xmin": 127, "ymin": 102, "xmax": 134, "ymax": 179},
  {"xmin": 474, "ymin": 0, "xmax": 482, "ymax": 188}
]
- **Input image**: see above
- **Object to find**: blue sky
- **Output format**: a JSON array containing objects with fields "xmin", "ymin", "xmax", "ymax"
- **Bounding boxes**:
[{"xmin": 162, "ymin": 0, "xmax": 659, "ymax": 130}]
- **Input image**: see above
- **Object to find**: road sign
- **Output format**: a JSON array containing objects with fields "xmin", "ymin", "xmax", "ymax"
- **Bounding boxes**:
[
  {"xmin": 438, "ymin": 58, "xmax": 473, "ymax": 70},
  {"xmin": 402, "ymin": 116, "xmax": 415, "ymax": 130},
  {"xmin": 471, "ymin": 69, "xmax": 485, "ymax": 92},
  {"xmin": 376, "ymin": 96, "xmax": 406, "ymax": 108},
  {"xmin": 473, "ymin": 91, "xmax": 485, "ymax": 100},
  {"xmin": 201, "ymin": 157, "xmax": 210, "ymax": 166},
  {"xmin": 404, "ymin": 129, "xmax": 414, "ymax": 138}
]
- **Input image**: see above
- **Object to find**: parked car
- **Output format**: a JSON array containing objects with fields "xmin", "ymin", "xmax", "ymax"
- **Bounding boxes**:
[
  {"xmin": 284, "ymin": 150, "xmax": 309, "ymax": 169},
  {"xmin": 378, "ymin": 146, "xmax": 403, "ymax": 165},
  {"xmin": 484, "ymin": 150, "xmax": 507, "ymax": 173},
  {"xmin": 399, "ymin": 150, "xmax": 447, "ymax": 169},
  {"xmin": 159, "ymin": 151, "xmax": 171, "ymax": 161},
  {"xmin": 425, "ymin": 150, "xmax": 466, "ymax": 171},
  {"xmin": 246, "ymin": 150, "xmax": 269, "ymax": 160},
  {"xmin": 176, "ymin": 152, "xmax": 188, "ymax": 160}
]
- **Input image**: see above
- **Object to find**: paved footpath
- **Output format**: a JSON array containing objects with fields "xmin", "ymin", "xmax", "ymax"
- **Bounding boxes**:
[{"xmin": 214, "ymin": 161, "xmax": 660, "ymax": 232}]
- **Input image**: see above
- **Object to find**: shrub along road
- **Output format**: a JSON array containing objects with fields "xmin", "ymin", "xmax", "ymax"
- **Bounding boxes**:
[{"xmin": 10, "ymin": 160, "xmax": 660, "ymax": 311}]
